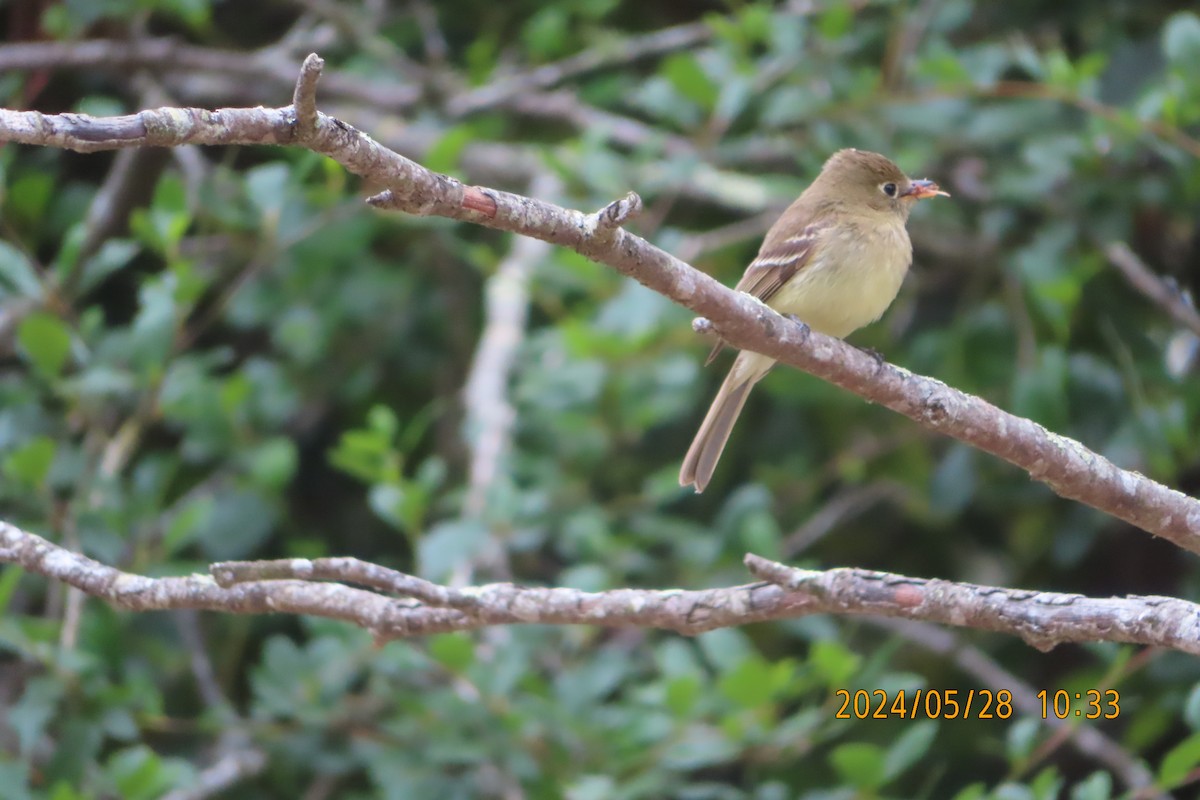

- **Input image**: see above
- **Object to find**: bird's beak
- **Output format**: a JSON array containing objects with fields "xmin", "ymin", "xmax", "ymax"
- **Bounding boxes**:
[{"xmin": 902, "ymin": 179, "xmax": 950, "ymax": 200}]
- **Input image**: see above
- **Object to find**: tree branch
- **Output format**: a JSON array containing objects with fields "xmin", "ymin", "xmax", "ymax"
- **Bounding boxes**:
[
  {"xmin": 744, "ymin": 554, "xmax": 1200, "ymax": 654},
  {"xmin": 3, "ymin": 521, "xmax": 1199, "ymax": 652},
  {"xmin": 2, "ymin": 53, "xmax": 1198, "ymax": 555},
  {"xmin": 1106, "ymin": 241, "xmax": 1200, "ymax": 339}
]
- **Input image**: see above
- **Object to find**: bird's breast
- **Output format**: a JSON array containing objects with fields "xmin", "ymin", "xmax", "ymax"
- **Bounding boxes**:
[{"xmin": 767, "ymin": 222, "xmax": 911, "ymax": 338}]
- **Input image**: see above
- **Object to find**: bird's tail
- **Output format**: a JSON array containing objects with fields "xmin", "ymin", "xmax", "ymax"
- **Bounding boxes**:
[{"xmin": 679, "ymin": 352, "xmax": 774, "ymax": 492}]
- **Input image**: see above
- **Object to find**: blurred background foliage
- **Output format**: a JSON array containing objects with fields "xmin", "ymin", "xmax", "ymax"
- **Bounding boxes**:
[{"xmin": 1, "ymin": 0, "xmax": 1200, "ymax": 797}]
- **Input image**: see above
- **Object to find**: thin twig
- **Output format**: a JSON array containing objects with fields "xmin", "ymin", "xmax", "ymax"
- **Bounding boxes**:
[
  {"xmin": 1106, "ymin": 241, "xmax": 1200, "ymax": 338},
  {"xmin": 783, "ymin": 482, "xmax": 905, "ymax": 557},
  {"xmin": 461, "ymin": 174, "xmax": 559, "ymax": 521},
  {"xmin": 159, "ymin": 742, "xmax": 266, "ymax": 800},
  {"xmin": 445, "ymin": 20, "xmax": 715, "ymax": 116},
  {"xmin": 4, "ymin": 522, "xmax": 1200, "ymax": 650},
  {"xmin": 2, "ymin": 56, "xmax": 1197, "ymax": 553}
]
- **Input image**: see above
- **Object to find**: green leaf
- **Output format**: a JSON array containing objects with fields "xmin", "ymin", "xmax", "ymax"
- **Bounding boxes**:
[
  {"xmin": 17, "ymin": 313, "xmax": 72, "ymax": 378},
  {"xmin": 1043, "ymin": 50, "xmax": 1076, "ymax": 88},
  {"xmin": 1006, "ymin": 717, "xmax": 1041, "ymax": 762},
  {"xmin": 665, "ymin": 674, "xmax": 701, "ymax": 717},
  {"xmin": 0, "ymin": 240, "xmax": 43, "ymax": 298},
  {"xmin": 156, "ymin": 0, "xmax": 213, "ymax": 29},
  {"xmin": 368, "ymin": 405, "xmax": 400, "ymax": 441},
  {"xmin": 697, "ymin": 628, "xmax": 754, "ymax": 673},
  {"xmin": 522, "ymin": 8, "xmax": 570, "ymax": 60},
  {"xmin": 8, "ymin": 172, "xmax": 53, "ymax": 227},
  {"xmin": 808, "ymin": 640, "xmax": 862, "ymax": 687},
  {"xmin": 424, "ymin": 126, "xmax": 475, "ymax": 174},
  {"xmin": 1159, "ymin": 731, "xmax": 1200, "ymax": 788},
  {"xmin": 1185, "ymin": 683, "xmax": 1200, "ymax": 731},
  {"xmin": 428, "ymin": 633, "xmax": 475, "ymax": 672},
  {"xmin": 75, "ymin": 95, "xmax": 126, "ymax": 117},
  {"xmin": 950, "ymin": 784, "xmax": 988, "ymax": 800},
  {"xmin": 717, "ymin": 657, "xmax": 775, "ymax": 708},
  {"xmin": 1070, "ymin": 771, "xmax": 1112, "ymax": 800},
  {"xmin": 1185, "ymin": 686, "xmax": 1200, "ymax": 734},
  {"xmin": 76, "ymin": 238, "xmax": 138, "ymax": 294},
  {"xmin": 0, "ymin": 564, "xmax": 24, "ymax": 615},
  {"xmin": 368, "ymin": 482, "xmax": 408, "ymax": 530},
  {"xmin": 106, "ymin": 745, "xmax": 181, "ymax": 800},
  {"xmin": 130, "ymin": 276, "xmax": 178, "ymax": 369},
  {"xmin": 662, "ymin": 54, "xmax": 717, "ymax": 111},
  {"xmin": 829, "ymin": 742, "xmax": 887, "ymax": 789},
  {"xmin": 417, "ymin": 519, "xmax": 487, "ymax": 581},
  {"xmin": 817, "ymin": 1, "xmax": 854, "ymax": 40},
  {"xmin": 130, "ymin": 175, "xmax": 191, "ymax": 254},
  {"xmin": 163, "ymin": 495, "xmax": 214, "ymax": 556},
  {"xmin": 329, "ymin": 428, "xmax": 397, "ymax": 483},
  {"xmin": 194, "ymin": 488, "xmax": 277, "ymax": 561},
  {"xmin": 3, "ymin": 436, "xmax": 56, "ymax": 488},
  {"xmin": 735, "ymin": 3, "xmax": 772, "ymax": 46},
  {"xmin": 245, "ymin": 437, "xmax": 298, "ymax": 489},
  {"xmin": 48, "ymin": 780, "xmax": 86, "ymax": 800},
  {"xmin": 245, "ymin": 162, "xmax": 291, "ymax": 221},
  {"xmin": 930, "ymin": 444, "xmax": 978, "ymax": 517},
  {"xmin": 9, "ymin": 676, "xmax": 64, "ymax": 758},
  {"xmin": 1030, "ymin": 767, "xmax": 1064, "ymax": 799},
  {"xmin": 1011, "ymin": 346, "xmax": 1069, "ymax": 431},
  {"xmin": 914, "ymin": 46, "xmax": 973, "ymax": 86},
  {"xmin": 883, "ymin": 721, "xmax": 938, "ymax": 779},
  {"xmin": 1163, "ymin": 12, "xmax": 1200, "ymax": 66},
  {"xmin": 661, "ymin": 727, "xmax": 740, "ymax": 770}
]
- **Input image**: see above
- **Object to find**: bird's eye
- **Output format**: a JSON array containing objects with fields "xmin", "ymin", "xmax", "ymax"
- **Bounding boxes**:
[{"xmin": 882, "ymin": 182, "xmax": 898, "ymax": 197}]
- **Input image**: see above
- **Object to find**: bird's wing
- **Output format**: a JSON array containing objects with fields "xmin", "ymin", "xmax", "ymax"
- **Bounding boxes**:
[
  {"xmin": 734, "ymin": 222, "xmax": 826, "ymax": 302},
  {"xmin": 704, "ymin": 221, "xmax": 827, "ymax": 365}
]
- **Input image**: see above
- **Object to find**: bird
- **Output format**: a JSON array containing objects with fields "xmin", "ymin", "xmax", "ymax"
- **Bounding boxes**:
[{"xmin": 679, "ymin": 148, "xmax": 947, "ymax": 493}]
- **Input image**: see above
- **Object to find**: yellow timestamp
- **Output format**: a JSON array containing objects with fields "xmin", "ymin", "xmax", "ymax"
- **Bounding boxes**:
[
  {"xmin": 1038, "ymin": 689, "xmax": 1120, "ymax": 719},
  {"xmin": 834, "ymin": 689, "xmax": 1014, "ymax": 720}
]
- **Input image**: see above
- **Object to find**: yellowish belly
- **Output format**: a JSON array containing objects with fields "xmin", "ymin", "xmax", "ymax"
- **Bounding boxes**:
[{"xmin": 767, "ymin": 227, "xmax": 911, "ymax": 338}]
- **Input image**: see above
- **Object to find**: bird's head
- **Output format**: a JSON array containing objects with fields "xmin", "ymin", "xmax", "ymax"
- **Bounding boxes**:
[{"xmin": 818, "ymin": 148, "xmax": 949, "ymax": 216}]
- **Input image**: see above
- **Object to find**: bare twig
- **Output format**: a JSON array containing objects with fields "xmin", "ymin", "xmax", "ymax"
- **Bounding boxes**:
[
  {"xmin": 212, "ymin": 555, "xmax": 485, "ymax": 612},
  {"xmin": 4, "ymin": 522, "xmax": 1200, "ymax": 651},
  {"xmin": 445, "ymin": 20, "xmax": 715, "ymax": 116},
  {"xmin": 674, "ymin": 207, "xmax": 783, "ymax": 264},
  {"xmin": 783, "ymin": 483, "xmax": 905, "ymax": 557},
  {"xmin": 174, "ymin": 609, "xmax": 237, "ymax": 718},
  {"xmin": 0, "ymin": 38, "xmax": 421, "ymax": 110},
  {"xmin": 2, "ymin": 55, "xmax": 1197, "ymax": 553},
  {"xmin": 410, "ymin": 0, "xmax": 449, "ymax": 64},
  {"xmin": 1106, "ymin": 241, "xmax": 1200, "ymax": 338},
  {"xmin": 494, "ymin": 90, "xmax": 698, "ymax": 156},
  {"xmin": 159, "ymin": 742, "xmax": 266, "ymax": 800},
  {"xmin": 462, "ymin": 173, "xmax": 558, "ymax": 520},
  {"xmin": 744, "ymin": 554, "xmax": 1200, "ymax": 654}
]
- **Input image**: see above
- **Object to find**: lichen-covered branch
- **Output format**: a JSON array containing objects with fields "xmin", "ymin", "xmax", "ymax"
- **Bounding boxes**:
[
  {"xmin": 2, "ymin": 522, "xmax": 1198, "ymax": 652},
  {"xmin": 1, "ymin": 53, "xmax": 1198, "ymax": 556},
  {"xmin": 743, "ymin": 555, "xmax": 1200, "ymax": 654}
]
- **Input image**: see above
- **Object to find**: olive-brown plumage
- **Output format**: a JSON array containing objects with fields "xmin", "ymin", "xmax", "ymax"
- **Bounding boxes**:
[{"xmin": 679, "ymin": 149, "xmax": 946, "ymax": 492}]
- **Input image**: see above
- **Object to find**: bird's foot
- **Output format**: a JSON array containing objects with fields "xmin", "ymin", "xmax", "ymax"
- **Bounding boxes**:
[
  {"xmin": 783, "ymin": 314, "xmax": 810, "ymax": 334},
  {"xmin": 856, "ymin": 345, "xmax": 886, "ymax": 367}
]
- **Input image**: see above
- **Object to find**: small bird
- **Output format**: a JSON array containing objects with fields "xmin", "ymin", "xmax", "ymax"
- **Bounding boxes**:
[{"xmin": 679, "ymin": 149, "xmax": 947, "ymax": 493}]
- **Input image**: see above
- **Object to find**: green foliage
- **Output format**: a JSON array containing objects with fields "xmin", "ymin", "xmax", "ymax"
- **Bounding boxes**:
[
  {"xmin": 2, "ymin": 0, "xmax": 1200, "ymax": 797},
  {"xmin": 1157, "ymin": 731, "xmax": 1200, "ymax": 789}
]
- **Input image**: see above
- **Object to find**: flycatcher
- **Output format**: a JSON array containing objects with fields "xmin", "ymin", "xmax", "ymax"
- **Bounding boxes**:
[{"xmin": 679, "ymin": 148, "xmax": 947, "ymax": 492}]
